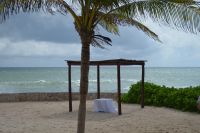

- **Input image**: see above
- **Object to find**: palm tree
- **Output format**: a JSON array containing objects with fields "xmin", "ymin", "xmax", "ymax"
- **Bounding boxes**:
[{"xmin": 1, "ymin": 0, "xmax": 200, "ymax": 133}]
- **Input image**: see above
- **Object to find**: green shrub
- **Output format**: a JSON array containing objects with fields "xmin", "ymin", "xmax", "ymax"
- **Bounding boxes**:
[{"xmin": 121, "ymin": 82, "xmax": 200, "ymax": 112}]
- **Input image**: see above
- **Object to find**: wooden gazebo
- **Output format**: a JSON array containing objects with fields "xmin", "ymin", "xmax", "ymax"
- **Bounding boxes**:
[{"xmin": 66, "ymin": 59, "xmax": 146, "ymax": 115}]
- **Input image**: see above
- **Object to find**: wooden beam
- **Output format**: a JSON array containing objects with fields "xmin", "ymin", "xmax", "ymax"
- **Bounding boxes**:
[
  {"xmin": 97, "ymin": 64, "xmax": 100, "ymax": 99},
  {"xmin": 141, "ymin": 64, "xmax": 145, "ymax": 108},
  {"xmin": 66, "ymin": 59, "xmax": 146, "ymax": 66},
  {"xmin": 68, "ymin": 64, "xmax": 72, "ymax": 112},
  {"xmin": 117, "ymin": 64, "xmax": 122, "ymax": 115}
]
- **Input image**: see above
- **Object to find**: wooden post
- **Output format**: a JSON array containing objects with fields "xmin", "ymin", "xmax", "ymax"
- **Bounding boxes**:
[
  {"xmin": 141, "ymin": 64, "xmax": 145, "ymax": 108},
  {"xmin": 117, "ymin": 64, "xmax": 122, "ymax": 115},
  {"xmin": 68, "ymin": 64, "xmax": 72, "ymax": 112},
  {"xmin": 97, "ymin": 64, "xmax": 100, "ymax": 99}
]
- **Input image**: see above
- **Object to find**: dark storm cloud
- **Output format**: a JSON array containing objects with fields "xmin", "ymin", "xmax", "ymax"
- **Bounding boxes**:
[{"xmin": 0, "ymin": 12, "xmax": 79, "ymax": 44}]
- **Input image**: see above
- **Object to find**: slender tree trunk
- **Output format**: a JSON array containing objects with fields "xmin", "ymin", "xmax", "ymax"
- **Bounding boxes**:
[{"xmin": 77, "ymin": 37, "xmax": 90, "ymax": 133}]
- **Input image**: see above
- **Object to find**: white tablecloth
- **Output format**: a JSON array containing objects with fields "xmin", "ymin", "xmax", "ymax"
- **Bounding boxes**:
[{"xmin": 93, "ymin": 98, "xmax": 117, "ymax": 113}]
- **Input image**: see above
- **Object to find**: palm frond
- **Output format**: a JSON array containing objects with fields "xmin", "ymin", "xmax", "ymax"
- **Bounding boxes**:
[
  {"xmin": 91, "ymin": 34, "xmax": 112, "ymax": 49},
  {"xmin": 123, "ymin": 18, "xmax": 160, "ymax": 42},
  {"xmin": 98, "ymin": 15, "xmax": 120, "ymax": 35},
  {"xmin": 0, "ymin": 0, "xmax": 69, "ymax": 22},
  {"xmin": 92, "ymin": 0, "xmax": 129, "ymax": 9},
  {"xmin": 97, "ymin": 12, "xmax": 160, "ymax": 41},
  {"xmin": 110, "ymin": 0, "xmax": 200, "ymax": 34},
  {"xmin": 167, "ymin": 0, "xmax": 199, "ymax": 6}
]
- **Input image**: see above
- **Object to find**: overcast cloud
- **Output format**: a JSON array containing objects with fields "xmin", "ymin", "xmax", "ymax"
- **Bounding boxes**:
[{"xmin": 0, "ymin": 12, "xmax": 200, "ymax": 67}]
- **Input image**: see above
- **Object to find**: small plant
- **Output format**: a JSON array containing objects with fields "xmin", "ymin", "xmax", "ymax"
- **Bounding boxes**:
[{"xmin": 122, "ymin": 82, "xmax": 200, "ymax": 112}]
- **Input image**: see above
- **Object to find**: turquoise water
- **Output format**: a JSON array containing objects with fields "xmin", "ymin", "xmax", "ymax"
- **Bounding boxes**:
[{"xmin": 0, "ymin": 67, "xmax": 200, "ymax": 93}]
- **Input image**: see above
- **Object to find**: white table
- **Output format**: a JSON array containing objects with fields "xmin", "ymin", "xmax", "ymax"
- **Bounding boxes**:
[{"xmin": 93, "ymin": 98, "xmax": 117, "ymax": 113}]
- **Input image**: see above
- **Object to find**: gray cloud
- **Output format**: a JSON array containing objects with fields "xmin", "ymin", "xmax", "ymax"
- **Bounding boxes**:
[
  {"xmin": 0, "ymin": 12, "xmax": 200, "ymax": 67},
  {"xmin": 0, "ymin": 38, "xmax": 81, "ymax": 57},
  {"xmin": 0, "ymin": 12, "xmax": 79, "ymax": 43}
]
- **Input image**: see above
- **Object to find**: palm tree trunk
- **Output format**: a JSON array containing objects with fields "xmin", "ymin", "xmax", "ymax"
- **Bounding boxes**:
[{"xmin": 77, "ymin": 38, "xmax": 90, "ymax": 133}]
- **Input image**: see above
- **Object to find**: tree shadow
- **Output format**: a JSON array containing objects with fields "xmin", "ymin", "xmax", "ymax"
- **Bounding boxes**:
[{"xmin": 44, "ymin": 110, "xmax": 119, "ymax": 122}]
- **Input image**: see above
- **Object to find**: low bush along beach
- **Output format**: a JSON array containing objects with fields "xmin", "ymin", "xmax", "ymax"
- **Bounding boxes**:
[{"xmin": 122, "ymin": 82, "xmax": 200, "ymax": 112}]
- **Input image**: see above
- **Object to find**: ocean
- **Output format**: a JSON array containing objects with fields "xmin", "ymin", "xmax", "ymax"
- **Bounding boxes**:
[{"xmin": 0, "ymin": 67, "xmax": 200, "ymax": 93}]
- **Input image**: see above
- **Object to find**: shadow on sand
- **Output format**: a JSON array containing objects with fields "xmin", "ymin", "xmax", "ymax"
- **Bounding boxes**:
[{"xmin": 44, "ymin": 110, "xmax": 120, "ymax": 121}]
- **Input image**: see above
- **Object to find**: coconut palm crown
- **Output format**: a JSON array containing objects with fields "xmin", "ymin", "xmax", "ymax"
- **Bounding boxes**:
[{"xmin": 1, "ymin": 0, "xmax": 200, "ymax": 133}]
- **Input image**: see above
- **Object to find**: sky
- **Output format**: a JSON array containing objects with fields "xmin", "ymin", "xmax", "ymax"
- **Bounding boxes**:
[{"xmin": 0, "ymin": 11, "xmax": 200, "ymax": 67}]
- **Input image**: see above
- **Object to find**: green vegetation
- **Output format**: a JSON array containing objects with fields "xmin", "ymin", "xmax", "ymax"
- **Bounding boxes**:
[{"xmin": 122, "ymin": 82, "xmax": 200, "ymax": 112}]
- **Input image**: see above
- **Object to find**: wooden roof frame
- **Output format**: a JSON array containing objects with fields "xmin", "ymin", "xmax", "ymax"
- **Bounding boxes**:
[{"xmin": 66, "ymin": 59, "xmax": 146, "ymax": 115}]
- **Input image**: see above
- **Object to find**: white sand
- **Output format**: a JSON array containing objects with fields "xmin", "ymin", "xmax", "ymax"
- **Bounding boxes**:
[{"xmin": 0, "ymin": 101, "xmax": 200, "ymax": 133}]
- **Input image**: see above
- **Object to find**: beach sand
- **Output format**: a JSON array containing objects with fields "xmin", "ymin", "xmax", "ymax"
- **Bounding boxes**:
[{"xmin": 0, "ymin": 101, "xmax": 199, "ymax": 133}]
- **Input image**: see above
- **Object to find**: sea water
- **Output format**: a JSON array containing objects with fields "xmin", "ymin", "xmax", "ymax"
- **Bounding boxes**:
[{"xmin": 0, "ymin": 67, "xmax": 200, "ymax": 93}]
